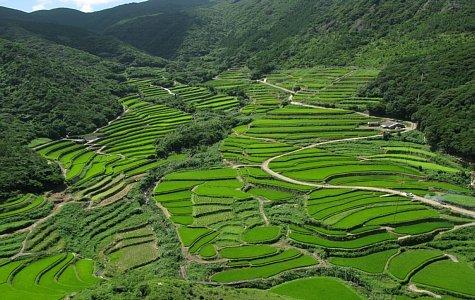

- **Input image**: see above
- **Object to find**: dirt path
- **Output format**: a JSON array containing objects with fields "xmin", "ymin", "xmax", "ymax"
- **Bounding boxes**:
[
  {"xmin": 445, "ymin": 254, "xmax": 459, "ymax": 262},
  {"xmin": 258, "ymin": 79, "xmax": 296, "ymax": 94},
  {"xmin": 155, "ymin": 202, "xmax": 171, "ymax": 218},
  {"xmin": 11, "ymin": 201, "xmax": 68, "ymax": 259},
  {"xmin": 261, "ymin": 127, "xmax": 475, "ymax": 218},
  {"xmin": 291, "ymin": 100, "xmax": 371, "ymax": 118},
  {"xmin": 179, "ymin": 265, "xmax": 187, "ymax": 279},
  {"xmin": 408, "ymin": 283, "xmax": 442, "ymax": 299},
  {"xmin": 161, "ymin": 86, "xmax": 176, "ymax": 96},
  {"xmin": 257, "ymin": 197, "xmax": 270, "ymax": 225}
]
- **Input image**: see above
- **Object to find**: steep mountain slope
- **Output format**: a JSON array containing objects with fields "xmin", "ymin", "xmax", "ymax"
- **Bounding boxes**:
[
  {"xmin": 363, "ymin": 42, "xmax": 475, "ymax": 159},
  {"xmin": 1, "ymin": 0, "xmax": 472, "ymax": 65},
  {"xmin": 0, "ymin": 31, "xmax": 124, "ymax": 199}
]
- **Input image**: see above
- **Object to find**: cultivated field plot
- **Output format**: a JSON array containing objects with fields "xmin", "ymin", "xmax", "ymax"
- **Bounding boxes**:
[
  {"xmin": 241, "ymin": 82, "xmax": 284, "ymax": 115},
  {"xmin": 96, "ymin": 97, "xmax": 191, "ymax": 158},
  {"xmin": 170, "ymin": 85, "xmax": 240, "ymax": 111},
  {"xmin": 306, "ymin": 189, "xmax": 445, "ymax": 231},
  {"xmin": 242, "ymin": 105, "xmax": 379, "ymax": 144},
  {"xmin": 205, "ymin": 67, "xmax": 251, "ymax": 90},
  {"xmin": 154, "ymin": 167, "xmax": 319, "ymax": 282},
  {"xmin": 266, "ymin": 67, "xmax": 381, "ymax": 109},
  {"xmin": 220, "ymin": 135, "xmax": 297, "ymax": 164},
  {"xmin": 0, "ymin": 195, "xmax": 52, "ymax": 236},
  {"xmin": 411, "ymin": 260, "xmax": 475, "ymax": 297},
  {"xmin": 0, "ymin": 253, "xmax": 100, "ymax": 300},
  {"xmin": 128, "ymin": 78, "xmax": 171, "ymax": 100},
  {"xmin": 270, "ymin": 139, "xmax": 469, "ymax": 195},
  {"xmin": 269, "ymin": 276, "xmax": 363, "ymax": 300},
  {"xmin": 35, "ymin": 139, "xmax": 181, "ymax": 205}
]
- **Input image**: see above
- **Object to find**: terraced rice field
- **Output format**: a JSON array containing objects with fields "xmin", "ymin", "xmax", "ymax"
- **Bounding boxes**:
[
  {"xmin": 96, "ymin": 97, "xmax": 191, "ymax": 158},
  {"xmin": 267, "ymin": 67, "xmax": 381, "ymax": 109},
  {"xmin": 5, "ymin": 66, "xmax": 474, "ymax": 299},
  {"xmin": 241, "ymin": 82, "xmax": 284, "ymax": 115},
  {"xmin": 243, "ymin": 105, "xmax": 379, "ymax": 144},
  {"xmin": 306, "ymin": 189, "xmax": 443, "ymax": 230},
  {"xmin": 387, "ymin": 249, "xmax": 445, "ymax": 281},
  {"xmin": 206, "ymin": 68, "xmax": 251, "ymax": 90},
  {"xmin": 34, "ymin": 90, "xmax": 190, "ymax": 205},
  {"xmin": 170, "ymin": 85, "xmax": 240, "ymax": 111},
  {"xmin": 269, "ymin": 276, "xmax": 363, "ymax": 300},
  {"xmin": 220, "ymin": 135, "xmax": 297, "ymax": 164},
  {"xmin": 329, "ymin": 249, "xmax": 398, "ymax": 274},
  {"xmin": 154, "ymin": 167, "xmax": 319, "ymax": 281},
  {"xmin": 0, "ymin": 253, "xmax": 100, "ymax": 300},
  {"xmin": 129, "ymin": 78, "xmax": 172, "ymax": 100},
  {"xmin": 411, "ymin": 260, "xmax": 475, "ymax": 297},
  {"xmin": 0, "ymin": 195, "xmax": 52, "ymax": 235}
]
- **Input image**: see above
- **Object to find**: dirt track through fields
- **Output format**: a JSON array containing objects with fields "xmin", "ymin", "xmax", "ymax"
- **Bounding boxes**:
[{"xmin": 256, "ymin": 95, "xmax": 474, "ymax": 218}]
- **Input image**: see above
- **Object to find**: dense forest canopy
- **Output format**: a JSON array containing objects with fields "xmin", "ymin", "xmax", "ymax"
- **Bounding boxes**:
[{"xmin": 363, "ymin": 42, "xmax": 475, "ymax": 159}]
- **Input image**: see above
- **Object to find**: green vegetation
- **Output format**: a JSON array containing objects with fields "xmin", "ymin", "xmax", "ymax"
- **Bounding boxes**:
[
  {"xmin": 411, "ymin": 260, "xmax": 475, "ymax": 297},
  {"xmin": 0, "ymin": 253, "xmax": 100, "ymax": 300},
  {"xmin": 269, "ymin": 276, "xmax": 362, "ymax": 300},
  {"xmin": 387, "ymin": 249, "xmax": 445, "ymax": 281},
  {"xmin": 242, "ymin": 226, "xmax": 282, "ymax": 244},
  {"xmin": 212, "ymin": 254, "xmax": 317, "ymax": 283},
  {"xmin": 364, "ymin": 43, "xmax": 474, "ymax": 159},
  {"xmin": 330, "ymin": 249, "xmax": 398, "ymax": 274},
  {"xmin": 0, "ymin": 1, "xmax": 473, "ymax": 298},
  {"xmin": 156, "ymin": 112, "xmax": 250, "ymax": 158}
]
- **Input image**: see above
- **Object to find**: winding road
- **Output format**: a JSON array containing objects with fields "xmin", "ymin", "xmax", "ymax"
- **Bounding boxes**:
[{"xmin": 257, "ymin": 80, "xmax": 475, "ymax": 219}]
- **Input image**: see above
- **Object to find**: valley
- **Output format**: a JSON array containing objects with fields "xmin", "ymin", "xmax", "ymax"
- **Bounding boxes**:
[
  {"xmin": 1, "ymin": 66, "xmax": 474, "ymax": 299},
  {"xmin": 0, "ymin": 0, "xmax": 473, "ymax": 299}
]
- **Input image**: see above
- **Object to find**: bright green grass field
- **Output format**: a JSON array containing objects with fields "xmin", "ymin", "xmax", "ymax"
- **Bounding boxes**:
[
  {"xmin": 242, "ymin": 226, "xmax": 282, "ymax": 244},
  {"xmin": 220, "ymin": 245, "xmax": 279, "ymax": 260},
  {"xmin": 211, "ymin": 255, "xmax": 317, "ymax": 283},
  {"xmin": 269, "ymin": 276, "xmax": 363, "ymax": 300},
  {"xmin": 441, "ymin": 194, "xmax": 475, "ymax": 208},
  {"xmin": 411, "ymin": 260, "xmax": 475, "ymax": 297},
  {"xmin": 329, "ymin": 249, "xmax": 398, "ymax": 274},
  {"xmin": 388, "ymin": 249, "xmax": 444, "ymax": 281}
]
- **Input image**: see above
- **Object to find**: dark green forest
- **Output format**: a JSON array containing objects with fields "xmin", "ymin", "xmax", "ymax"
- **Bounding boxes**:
[{"xmin": 364, "ymin": 43, "xmax": 475, "ymax": 159}]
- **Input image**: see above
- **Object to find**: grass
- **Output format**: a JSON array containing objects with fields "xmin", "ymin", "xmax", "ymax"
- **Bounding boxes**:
[
  {"xmin": 290, "ymin": 231, "xmax": 395, "ymax": 249},
  {"xmin": 248, "ymin": 188, "xmax": 292, "ymax": 201},
  {"xmin": 440, "ymin": 194, "xmax": 475, "ymax": 208},
  {"xmin": 330, "ymin": 249, "xmax": 398, "ymax": 274},
  {"xmin": 211, "ymin": 254, "xmax": 317, "ymax": 283},
  {"xmin": 411, "ymin": 260, "xmax": 475, "ymax": 297},
  {"xmin": 393, "ymin": 221, "xmax": 453, "ymax": 235},
  {"xmin": 108, "ymin": 241, "xmax": 158, "ymax": 272},
  {"xmin": 242, "ymin": 226, "xmax": 282, "ymax": 244},
  {"xmin": 269, "ymin": 276, "xmax": 363, "ymax": 300},
  {"xmin": 220, "ymin": 245, "xmax": 279, "ymax": 260},
  {"xmin": 178, "ymin": 227, "xmax": 213, "ymax": 247},
  {"xmin": 0, "ymin": 253, "xmax": 100, "ymax": 300},
  {"xmin": 388, "ymin": 249, "xmax": 445, "ymax": 281}
]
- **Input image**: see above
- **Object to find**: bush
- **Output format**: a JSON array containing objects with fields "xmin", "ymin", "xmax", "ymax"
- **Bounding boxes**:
[{"xmin": 156, "ymin": 112, "xmax": 251, "ymax": 158}]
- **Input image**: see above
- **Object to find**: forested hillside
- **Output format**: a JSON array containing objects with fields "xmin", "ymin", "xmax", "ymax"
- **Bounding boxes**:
[{"xmin": 364, "ymin": 42, "xmax": 474, "ymax": 159}]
